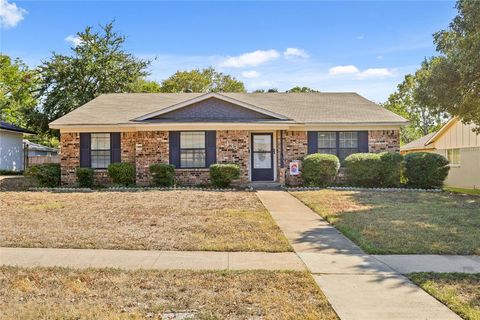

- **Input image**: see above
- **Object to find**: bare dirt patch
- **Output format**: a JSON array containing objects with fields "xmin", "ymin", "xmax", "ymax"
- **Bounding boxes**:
[
  {"xmin": 0, "ymin": 191, "xmax": 291, "ymax": 252},
  {"xmin": 0, "ymin": 266, "xmax": 338, "ymax": 320}
]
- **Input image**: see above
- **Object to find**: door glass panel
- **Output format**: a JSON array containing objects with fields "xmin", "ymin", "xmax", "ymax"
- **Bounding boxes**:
[
  {"xmin": 253, "ymin": 152, "xmax": 271, "ymax": 168},
  {"xmin": 253, "ymin": 135, "xmax": 271, "ymax": 152}
]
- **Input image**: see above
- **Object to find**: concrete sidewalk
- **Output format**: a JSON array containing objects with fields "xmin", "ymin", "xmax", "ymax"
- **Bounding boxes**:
[
  {"xmin": 374, "ymin": 254, "xmax": 480, "ymax": 274},
  {"xmin": 0, "ymin": 247, "xmax": 305, "ymax": 271},
  {"xmin": 257, "ymin": 190, "xmax": 460, "ymax": 320}
]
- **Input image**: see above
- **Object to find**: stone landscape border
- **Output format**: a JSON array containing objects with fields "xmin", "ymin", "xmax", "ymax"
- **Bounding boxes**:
[
  {"xmin": 28, "ymin": 186, "xmax": 253, "ymax": 193},
  {"xmin": 283, "ymin": 186, "xmax": 443, "ymax": 192}
]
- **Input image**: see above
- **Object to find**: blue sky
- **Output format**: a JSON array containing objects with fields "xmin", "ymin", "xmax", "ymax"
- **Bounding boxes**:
[{"xmin": 1, "ymin": 0, "xmax": 457, "ymax": 102}]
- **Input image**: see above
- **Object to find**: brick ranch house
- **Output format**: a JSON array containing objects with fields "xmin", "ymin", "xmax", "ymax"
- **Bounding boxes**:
[{"xmin": 49, "ymin": 92, "xmax": 407, "ymax": 186}]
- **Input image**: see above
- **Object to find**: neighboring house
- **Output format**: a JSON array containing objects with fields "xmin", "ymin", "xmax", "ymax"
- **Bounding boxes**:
[
  {"xmin": 0, "ymin": 122, "xmax": 34, "ymax": 171},
  {"xmin": 49, "ymin": 92, "xmax": 408, "ymax": 186},
  {"xmin": 401, "ymin": 118, "xmax": 480, "ymax": 189},
  {"xmin": 23, "ymin": 140, "xmax": 58, "ymax": 157}
]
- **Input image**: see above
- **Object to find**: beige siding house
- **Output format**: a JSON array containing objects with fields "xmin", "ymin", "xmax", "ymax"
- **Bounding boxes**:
[{"xmin": 401, "ymin": 118, "xmax": 480, "ymax": 189}]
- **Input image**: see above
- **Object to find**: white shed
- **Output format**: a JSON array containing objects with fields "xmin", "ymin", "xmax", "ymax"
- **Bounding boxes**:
[{"xmin": 0, "ymin": 122, "xmax": 34, "ymax": 172}]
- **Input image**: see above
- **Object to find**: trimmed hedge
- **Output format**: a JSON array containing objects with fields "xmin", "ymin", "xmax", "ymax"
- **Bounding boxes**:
[
  {"xmin": 76, "ymin": 167, "xmax": 94, "ymax": 188},
  {"xmin": 107, "ymin": 162, "xmax": 135, "ymax": 186},
  {"xmin": 149, "ymin": 163, "xmax": 175, "ymax": 187},
  {"xmin": 344, "ymin": 152, "xmax": 403, "ymax": 187},
  {"xmin": 302, "ymin": 153, "xmax": 340, "ymax": 187},
  {"xmin": 404, "ymin": 152, "xmax": 449, "ymax": 189},
  {"xmin": 210, "ymin": 163, "xmax": 240, "ymax": 188},
  {"xmin": 25, "ymin": 163, "xmax": 60, "ymax": 187}
]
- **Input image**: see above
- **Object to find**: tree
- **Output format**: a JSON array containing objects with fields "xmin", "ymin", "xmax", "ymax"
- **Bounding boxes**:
[
  {"xmin": 129, "ymin": 79, "xmax": 161, "ymax": 93},
  {"xmin": 0, "ymin": 55, "xmax": 39, "ymax": 127},
  {"xmin": 425, "ymin": 0, "xmax": 480, "ymax": 131},
  {"xmin": 160, "ymin": 67, "xmax": 245, "ymax": 93},
  {"xmin": 38, "ymin": 21, "xmax": 150, "ymax": 129},
  {"xmin": 286, "ymin": 86, "xmax": 319, "ymax": 92},
  {"xmin": 383, "ymin": 61, "xmax": 445, "ymax": 144}
]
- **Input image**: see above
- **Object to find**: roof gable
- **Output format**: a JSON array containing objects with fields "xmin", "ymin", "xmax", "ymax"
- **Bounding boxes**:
[{"xmin": 133, "ymin": 93, "xmax": 290, "ymax": 121}]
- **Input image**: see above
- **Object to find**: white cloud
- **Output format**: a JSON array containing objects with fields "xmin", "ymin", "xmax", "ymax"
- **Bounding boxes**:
[
  {"xmin": 329, "ymin": 65, "xmax": 395, "ymax": 79},
  {"xmin": 0, "ymin": 0, "xmax": 26, "ymax": 28},
  {"xmin": 356, "ymin": 68, "xmax": 396, "ymax": 79},
  {"xmin": 376, "ymin": 55, "xmax": 384, "ymax": 60},
  {"xmin": 241, "ymin": 70, "xmax": 260, "ymax": 78},
  {"xmin": 219, "ymin": 49, "xmax": 280, "ymax": 68},
  {"xmin": 356, "ymin": 34, "xmax": 365, "ymax": 40},
  {"xmin": 65, "ymin": 35, "xmax": 83, "ymax": 47},
  {"xmin": 328, "ymin": 65, "xmax": 360, "ymax": 76},
  {"xmin": 283, "ymin": 47, "xmax": 309, "ymax": 59}
]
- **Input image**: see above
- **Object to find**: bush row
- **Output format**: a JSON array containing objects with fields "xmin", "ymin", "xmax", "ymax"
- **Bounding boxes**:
[
  {"xmin": 301, "ymin": 152, "xmax": 449, "ymax": 189},
  {"xmin": 25, "ymin": 162, "xmax": 241, "ymax": 188}
]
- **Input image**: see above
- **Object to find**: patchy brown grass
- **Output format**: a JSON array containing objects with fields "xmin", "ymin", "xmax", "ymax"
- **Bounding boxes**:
[
  {"xmin": 291, "ymin": 190, "xmax": 480, "ymax": 254},
  {"xmin": 0, "ymin": 266, "xmax": 338, "ymax": 320},
  {"xmin": 0, "ymin": 191, "xmax": 291, "ymax": 252},
  {"xmin": 410, "ymin": 273, "xmax": 480, "ymax": 320}
]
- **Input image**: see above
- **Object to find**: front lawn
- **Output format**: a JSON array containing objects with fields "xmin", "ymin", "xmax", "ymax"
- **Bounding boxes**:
[
  {"xmin": 445, "ymin": 187, "xmax": 480, "ymax": 196},
  {"xmin": 0, "ymin": 191, "xmax": 291, "ymax": 252},
  {"xmin": 0, "ymin": 266, "xmax": 338, "ymax": 320},
  {"xmin": 291, "ymin": 190, "xmax": 480, "ymax": 254},
  {"xmin": 410, "ymin": 273, "xmax": 480, "ymax": 320}
]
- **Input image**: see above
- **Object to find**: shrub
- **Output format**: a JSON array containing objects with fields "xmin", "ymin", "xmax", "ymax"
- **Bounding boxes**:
[
  {"xmin": 24, "ymin": 163, "xmax": 60, "ymax": 187},
  {"xmin": 0, "ymin": 170, "xmax": 23, "ymax": 176},
  {"xmin": 378, "ymin": 152, "xmax": 404, "ymax": 187},
  {"xmin": 344, "ymin": 152, "xmax": 404, "ymax": 187},
  {"xmin": 210, "ymin": 163, "xmax": 240, "ymax": 188},
  {"xmin": 344, "ymin": 153, "xmax": 382, "ymax": 187},
  {"xmin": 76, "ymin": 167, "xmax": 94, "ymax": 188},
  {"xmin": 302, "ymin": 153, "xmax": 340, "ymax": 187},
  {"xmin": 404, "ymin": 152, "xmax": 450, "ymax": 189},
  {"xmin": 107, "ymin": 162, "xmax": 135, "ymax": 186},
  {"xmin": 149, "ymin": 163, "xmax": 175, "ymax": 187}
]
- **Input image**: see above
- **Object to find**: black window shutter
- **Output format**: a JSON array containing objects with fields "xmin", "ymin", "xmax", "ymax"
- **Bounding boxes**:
[
  {"xmin": 307, "ymin": 131, "xmax": 318, "ymax": 154},
  {"xmin": 205, "ymin": 131, "xmax": 216, "ymax": 167},
  {"xmin": 358, "ymin": 131, "xmax": 369, "ymax": 153},
  {"xmin": 79, "ymin": 133, "xmax": 91, "ymax": 167},
  {"xmin": 110, "ymin": 132, "xmax": 121, "ymax": 163},
  {"xmin": 169, "ymin": 131, "xmax": 180, "ymax": 168}
]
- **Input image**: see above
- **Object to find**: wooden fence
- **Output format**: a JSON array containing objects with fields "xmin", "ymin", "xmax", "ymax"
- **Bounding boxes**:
[{"xmin": 27, "ymin": 155, "xmax": 60, "ymax": 166}]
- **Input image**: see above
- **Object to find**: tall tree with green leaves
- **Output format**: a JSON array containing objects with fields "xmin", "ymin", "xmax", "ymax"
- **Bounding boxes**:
[
  {"xmin": 38, "ymin": 21, "xmax": 150, "ymax": 130},
  {"xmin": 425, "ymin": 0, "xmax": 480, "ymax": 131},
  {"xmin": 0, "ymin": 55, "xmax": 39, "ymax": 127},
  {"xmin": 160, "ymin": 67, "xmax": 245, "ymax": 93},
  {"xmin": 286, "ymin": 86, "xmax": 319, "ymax": 92},
  {"xmin": 130, "ymin": 79, "xmax": 161, "ymax": 93},
  {"xmin": 383, "ymin": 60, "xmax": 445, "ymax": 144}
]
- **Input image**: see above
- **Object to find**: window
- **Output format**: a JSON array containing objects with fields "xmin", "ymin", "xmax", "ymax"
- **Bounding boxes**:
[
  {"xmin": 318, "ymin": 132, "xmax": 337, "ymax": 155},
  {"xmin": 317, "ymin": 131, "xmax": 359, "ymax": 161},
  {"xmin": 447, "ymin": 149, "xmax": 460, "ymax": 166},
  {"xmin": 91, "ymin": 133, "xmax": 110, "ymax": 169},
  {"xmin": 339, "ymin": 132, "xmax": 358, "ymax": 160},
  {"xmin": 180, "ymin": 131, "xmax": 206, "ymax": 168}
]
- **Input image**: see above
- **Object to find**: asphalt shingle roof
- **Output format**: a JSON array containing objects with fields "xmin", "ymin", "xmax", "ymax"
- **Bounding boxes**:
[
  {"xmin": 400, "ymin": 132, "xmax": 436, "ymax": 151},
  {"xmin": 50, "ymin": 92, "xmax": 407, "ymax": 126}
]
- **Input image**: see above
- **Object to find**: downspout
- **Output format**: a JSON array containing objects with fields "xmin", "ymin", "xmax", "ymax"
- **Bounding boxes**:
[{"xmin": 280, "ymin": 130, "xmax": 284, "ymax": 168}]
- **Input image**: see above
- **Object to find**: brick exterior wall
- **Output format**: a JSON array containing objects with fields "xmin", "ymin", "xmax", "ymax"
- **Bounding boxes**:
[
  {"xmin": 277, "ymin": 130, "xmax": 308, "ymax": 186},
  {"xmin": 135, "ymin": 131, "xmax": 169, "ymax": 185},
  {"xmin": 368, "ymin": 130, "xmax": 400, "ymax": 153},
  {"xmin": 59, "ymin": 129, "xmax": 400, "ymax": 186},
  {"xmin": 60, "ymin": 132, "xmax": 80, "ymax": 185},
  {"xmin": 216, "ymin": 130, "xmax": 250, "ymax": 184}
]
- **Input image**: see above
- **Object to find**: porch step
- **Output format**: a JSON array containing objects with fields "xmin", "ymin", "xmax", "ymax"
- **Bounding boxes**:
[{"xmin": 249, "ymin": 182, "xmax": 282, "ymax": 190}]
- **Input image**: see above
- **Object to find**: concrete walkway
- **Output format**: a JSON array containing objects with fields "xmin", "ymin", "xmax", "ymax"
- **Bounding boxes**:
[
  {"xmin": 374, "ymin": 255, "xmax": 480, "ymax": 274},
  {"xmin": 0, "ymin": 247, "xmax": 305, "ymax": 271},
  {"xmin": 256, "ymin": 190, "xmax": 460, "ymax": 320}
]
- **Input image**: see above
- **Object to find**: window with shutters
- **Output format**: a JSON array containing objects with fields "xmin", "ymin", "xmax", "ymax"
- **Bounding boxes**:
[
  {"xmin": 91, "ymin": 133, "xmax": 111, "ymax": 169},
  {"xmin": 180, "ymin": 131, "xmax": 206, "ymax": 168},
  {"xmin": 317, "ymin": 131, "xmax": 360, "ymax": 161}
]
